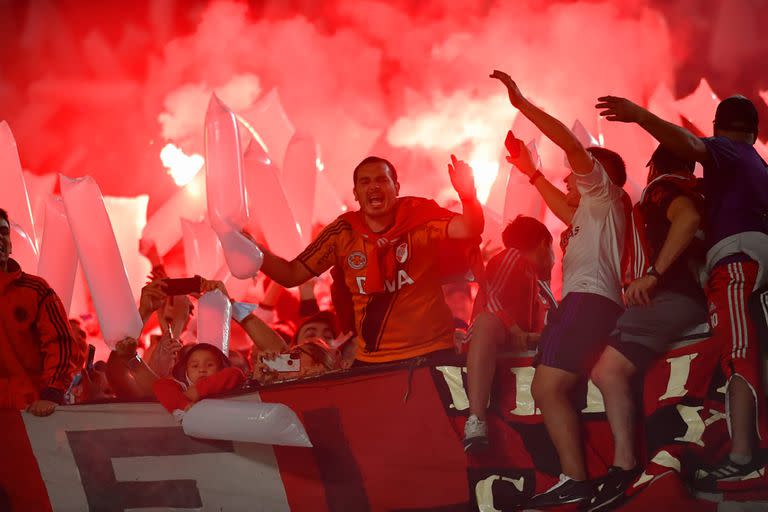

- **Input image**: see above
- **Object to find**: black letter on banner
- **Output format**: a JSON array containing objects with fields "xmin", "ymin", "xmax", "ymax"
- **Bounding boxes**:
[
  {"xmin": 67, "ymin": 426, "xmax": 233, "ymax": 511},
  {"xmin": 304, "ymin": 408, "xmax": 370, "ymax": 512}
]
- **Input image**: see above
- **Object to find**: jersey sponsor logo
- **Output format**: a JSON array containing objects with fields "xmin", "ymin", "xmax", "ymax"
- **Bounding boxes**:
[
  {"xmin": 396, "ymin": 242, "xmax": 408, "ymax": 264},
  {"xmin": 347, "ymin": 251, "xmax": 367, "ymax": 270},
  {"xmin": 356, "ymin": 270, "xmax": 415, "ymax": 294},
  {"xmin": 559, "ymin": 225, "xmax": 580, "ymax": 252}
]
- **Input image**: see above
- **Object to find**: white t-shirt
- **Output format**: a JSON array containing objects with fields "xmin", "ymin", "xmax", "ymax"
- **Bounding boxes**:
[{"xmin": 561, "ymin": 158, "xmax": 627, "ymax": 306}]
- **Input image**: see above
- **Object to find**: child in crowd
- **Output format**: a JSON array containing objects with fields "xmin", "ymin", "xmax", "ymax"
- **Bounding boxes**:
[{"xmin": 153, "ymin": 343, "xmax": 245, "ymax": 419}]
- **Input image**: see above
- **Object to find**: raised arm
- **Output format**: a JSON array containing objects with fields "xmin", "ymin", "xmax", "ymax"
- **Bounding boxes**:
[
  {"xmin": 625, "ymin": 194, "xmax": 702, "ymax": 306},
  {"xmin": 446, "ymin": 154, "xmax": 485, "ymax": 239},
  {"xmin": 505, "ymin": 132, "xmax": 575, "ymax": 225},
  {"xmin": 596, "ymin": 96, "xmax": 709, "ymax": 163},
  {"xmin": 491, "ymin": 70, "xmax": 593, "ymax": 174},
  {"xmin": 237, "ymin": 313, "xmax": 289, "ymax": 353}
]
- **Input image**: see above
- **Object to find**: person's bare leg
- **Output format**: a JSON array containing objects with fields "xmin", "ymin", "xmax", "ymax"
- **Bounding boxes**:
[
  {"xmin": 532, "ymin": 364, "xmax": 586, "ymax": 480},
  {"xmin": 728, "ymin": 375, "xmax": 757, "ymax": 459},
  {"xmin": 467, "ymin": 312, "xmax": 504, "ymax": 420},
  {"xmin": 591, "ymin": 346, "xmax": 639, "ymax": 470}
]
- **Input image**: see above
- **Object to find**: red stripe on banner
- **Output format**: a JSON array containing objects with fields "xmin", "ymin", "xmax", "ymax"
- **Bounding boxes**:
[
  {"xmin": 0, "ymin": 410, "xmax": 52, "ymax": 512},
  {"xmin": 263, "ymin": 367, "xmax": 469, "ymax": 512}
]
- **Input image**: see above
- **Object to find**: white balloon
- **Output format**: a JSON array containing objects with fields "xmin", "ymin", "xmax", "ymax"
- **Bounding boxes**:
[
  {"xmin": 60, "ymin": 175, "xmax": 142, "ymax": 348},
  {"xmin": 37, "ymin": 196, "xmax": 78, "ymax": 312},
  {"xmin": 182, "ymin": 218, "xmax": 223, "ymax": 278},
  {"xmin": 282, "ymin": 133, "xmax": 317, "ymax": 245},
  {"xmin": 205, "ymin": 93, "xmax": 249, "ymax": 233},
  {"xmin": 197, "ymin": 290, "xmax": 232, "ymax": 356},
  {"xmin": 0, "ymin": 121, "xmax": 38, "ymax": 252},
  {"xmin": 243, "ymin": 139, "xmax": 303, "ymax": 260},
  {"xmin": 182, "ymin": 399, "xmax": 312, "ymax": 447},
  {"xmin": 216, "ymin": 227, "xmax": 263, "ymax": 279}
]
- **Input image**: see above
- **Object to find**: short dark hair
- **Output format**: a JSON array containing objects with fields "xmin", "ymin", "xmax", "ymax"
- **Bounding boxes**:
[
  {"xmin": 714, "ymin": 95, "xmax": 758, "ymax": 135},
  {"xmin": 586, "ymin": 147, "xmax": 626, "ymax": 187},
  {"xmin": 0, "ymin": 208, "xmax": 8, "ymax": 225},
  {"xmin": 647, "ymin": 144, "xmax": 695, "ymax": 174},
  {"xmin": 352, "ymin": 156, "xmax": 398, "ymax": 185},
  {"xmin": 502, "ymin": 215, "xmax": 552, "ymax": 251}
]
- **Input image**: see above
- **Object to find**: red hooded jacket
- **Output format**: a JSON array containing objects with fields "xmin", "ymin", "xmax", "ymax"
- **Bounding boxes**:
[{"xmin": 0, "ymin": 259, "xmax": 83, "ymax": 408}]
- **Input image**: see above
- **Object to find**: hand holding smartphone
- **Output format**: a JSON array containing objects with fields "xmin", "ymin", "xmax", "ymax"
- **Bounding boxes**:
[{"xmin": 261, "ymin": 353, "xmax": 301, "ymax": 372}]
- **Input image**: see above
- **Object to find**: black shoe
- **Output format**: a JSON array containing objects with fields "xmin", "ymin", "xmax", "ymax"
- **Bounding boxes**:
[
  {"xmin": 586, "ymin": 466, "xmax": 642, "ymax": 512},
  {"xmin": 527, "ymin": 474, "xmax": 594, "ymax": 508},
  {"xmin": 692, "ymin": 454, "xmax": 765, "ymax": 492}
]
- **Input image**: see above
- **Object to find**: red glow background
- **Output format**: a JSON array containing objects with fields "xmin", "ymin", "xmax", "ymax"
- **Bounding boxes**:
[{"xmin": 1, "ymin": 0, "xmax": 767, "ymax": 303}]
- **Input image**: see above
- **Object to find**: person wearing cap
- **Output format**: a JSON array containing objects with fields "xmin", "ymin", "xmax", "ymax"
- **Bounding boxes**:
[
  {"xmin": 587, "ymin": 145, "xmax": 707, "ymax": 509},
  {"xmin": 597, "ymin": 94, "xmax": 768, "ymax": 491}
]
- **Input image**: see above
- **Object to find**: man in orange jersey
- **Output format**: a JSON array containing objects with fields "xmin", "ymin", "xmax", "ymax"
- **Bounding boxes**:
[
  {"xmin": 257, "ymin": 155, "xmax": 484, "ymax": 364},
  {"xmin": 0, "ymin": 208, "xmax": 82, "ymax": 416}
]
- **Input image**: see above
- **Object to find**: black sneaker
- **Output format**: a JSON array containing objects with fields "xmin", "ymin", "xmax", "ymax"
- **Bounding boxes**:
[
  {"xmin": 527, "ymin": 474, "xmax": 594, "ymax": 508},
  {"xmin": 586, "ymin": 466, "xmax": 642, "ymax": 512},
  {"xmin": 692, "ymin": 454, "xmax": 765, "ymax": 492}
]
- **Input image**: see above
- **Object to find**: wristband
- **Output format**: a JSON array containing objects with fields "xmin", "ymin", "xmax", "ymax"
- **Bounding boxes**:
[
  {"xmin": 529, "ymin": 171, "xmax": 543, "ymax": 185},
  {"xmin": 645, "ymin": 266, "xmax": 662, "ymax": 280},
  {"xmin": 231, "ymin": 301, "xmax": 258, "ymax": 323}
]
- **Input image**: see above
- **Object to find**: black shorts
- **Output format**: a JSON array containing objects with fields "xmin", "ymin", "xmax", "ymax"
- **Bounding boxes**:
[{"xmin": 534, "ymin": 292, "xmax": 623, "ymax": 375}]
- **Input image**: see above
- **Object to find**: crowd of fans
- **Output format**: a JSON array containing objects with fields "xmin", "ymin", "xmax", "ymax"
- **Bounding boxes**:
[{"xmin": 1, "ymin": 68, "xmax": 767, "ymax": 510}]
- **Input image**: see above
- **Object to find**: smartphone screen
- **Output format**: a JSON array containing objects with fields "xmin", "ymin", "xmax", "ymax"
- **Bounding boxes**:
[{"xmin": 164, "ymin": 276, "xmax": 203, "ymax": 296}]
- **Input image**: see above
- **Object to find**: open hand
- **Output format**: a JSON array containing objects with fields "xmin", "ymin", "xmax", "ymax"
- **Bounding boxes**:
[
  {"xmin": 490, "ymin": 70, "xmax": 525, "ymax": 107},
  {"xmin": 448, "ymin": 154, "xmax": 477, "ymax": 200},
  {"xmin": 596, "ymin": 96, "xmax": 647, "ymax": 124}
]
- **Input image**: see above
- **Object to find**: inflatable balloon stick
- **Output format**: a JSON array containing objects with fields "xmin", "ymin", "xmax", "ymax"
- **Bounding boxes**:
[
  {"xmin": 37, "ymin": 197, "xmax": 78, "ymax": 312},
  {"xmin": 314, "ymin": 169, "xmax": 347, "ymax": 225},
  {"xmin": 9, "ymin": 222, "xmax": 38, "ymax": 273},
  {"xmin": 183, "ymin": 399, "xmax": 313, "ymax": 447},
  {"xmin": 243, "ymin": 139, "xmax": 304, "ymax": 259},
  {"xmin": 0, "ymin": 121, "xmax": 38, "ymax": 251},
  {"xmin": 104, "ymin": 195, "xmax": 151, "ymax": 303},
  {"xmin": 197, "ymin": 289, "xmax": 232, "ymax": 355},
  {"xmin": 60, "ymin": 175, "xmax": 142, "ymax": 348},
  {"xmin": 205, "ymin": 93, "xmax": 249, "ymax": 233},
  {"xmin": 564, "ymin": 120, "xmax": 600, "ymax": 169},
  {"xmin": 216, "ymin": 228, "xmax": 263, "ymax": 280},
  {"xmin": 239, "ymin": 88, "xmax": 295, "ymax": 167},
  {"xmin": 181, "ymin": 218, "xmax": 223, "ymax": 278},
  {"xmin": 675, "ymin": 78, "xmax": 720, "ymax": 135},
  {"xmin": 282, "ymin": 133, "xmax": 317, "ymax": 245},
  {"xmin": 142, "ymin": 172, "xmax": 206, "ymax": 256}
]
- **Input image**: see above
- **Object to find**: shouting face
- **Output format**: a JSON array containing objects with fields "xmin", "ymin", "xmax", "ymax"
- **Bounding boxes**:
[{"xmin": 353, "ymin": 161, "xmax": 399, "ymax": 220}]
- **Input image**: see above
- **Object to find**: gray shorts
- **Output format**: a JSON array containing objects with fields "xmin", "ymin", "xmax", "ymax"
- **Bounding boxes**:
[{"xmin": 611, "ymin": 288, "xmax": 708, "ymax": 367}]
